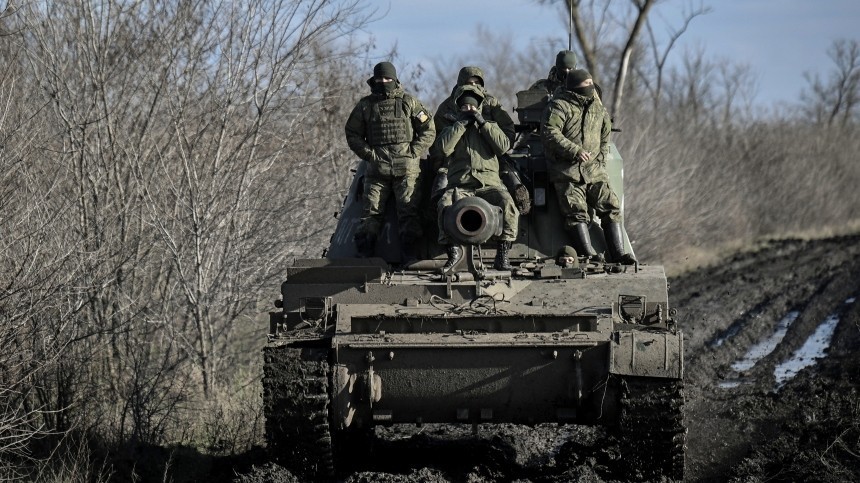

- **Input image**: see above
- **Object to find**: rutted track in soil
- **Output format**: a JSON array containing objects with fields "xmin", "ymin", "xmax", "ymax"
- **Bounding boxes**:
[
  {"xmin": 237, "ymin": 234, "xmax": 860, "ymax": 483},
  {"xmin": 675, "ymin": 234, "xmax": 860, "ymax": 482}
]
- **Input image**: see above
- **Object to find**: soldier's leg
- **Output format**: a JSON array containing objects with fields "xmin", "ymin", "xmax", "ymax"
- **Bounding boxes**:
[
  {"xmin": 554, "ymin": 181, "xmax": 598, "ymax": 258},
  {"xmin": 586, "ymin": 180, "xmax": 622, "ymax": 225},
  {"xmin": 356, "ymin": 174, "xmax": 392, "ymax": 256},
  {"xmin": 477, "ymin": 187, "xmax": 519, "ymax": 241},
  {"xmin": 587, "ymin": 181, "xmax": 635, "ymax": 264},
  {"xmin": 360, "ymin": 173, "xmax": 392, "ymax": 235},
  {"xmin": 436, "ymin": 189, "xmax": 455, "ymax": 245},
  {"xmin": 478, "ymin": 187, "xmax": 519, "ymax": 270},
  {"xmin": 553, "ymin": 181, "xmax": 590, "ymax": 229},
  {"xmin": 393, "ymin": 172, "xmax": 422, "ymax": 262},
  {"xmin": 436, "ymin": 189, "xmax": 463, "ymax": 273}
]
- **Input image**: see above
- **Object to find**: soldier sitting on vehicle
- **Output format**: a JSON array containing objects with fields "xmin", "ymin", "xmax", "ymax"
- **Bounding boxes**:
[
  {"xmin": 344, "ymin": 62, "xmax": 435, "ymax": 263},
  {"xmin": 435, "ymin": 86, "xmax": 519, "ymax": 273},
  {"xmin": 540, "ymin": 69, "xmax": 636, "ymax": 265},
  {"xmin": 429, "ymin": 66, "xmax": 528, "ymax": 214},
  {"xmin": 432, "ymin": 66, "xmax": 516, "ymax": 160}
]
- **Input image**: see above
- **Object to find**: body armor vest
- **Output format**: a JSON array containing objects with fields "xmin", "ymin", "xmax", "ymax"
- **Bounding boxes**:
[{"xmin": 367, "ymin": 97, "xmax": 413, "ymax": 146}]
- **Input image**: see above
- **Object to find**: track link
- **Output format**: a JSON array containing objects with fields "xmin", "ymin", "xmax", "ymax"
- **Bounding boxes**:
[
  {"xmin": 263, "ymin": 344, "xmax": 333, "ymax": 480},
  {"xmin": 617, "ymin": 376, "xmax": 686, "ymax": 481}
]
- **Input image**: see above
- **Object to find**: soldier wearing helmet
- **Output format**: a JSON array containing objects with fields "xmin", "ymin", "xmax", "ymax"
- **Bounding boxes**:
[
  {"xmin": 344, "ymin": 62, "xmax": 435, "ymax": 263},
  {"xmin": 540, "ymin": 69, "xmax": 636, "ymax": 265},
  {"xmin": 432, "ymin": 66, "xmax": 515, "ymax": 159},
  {"xmin": 530, "ymin": 50, "xmax": 578, "ymax": 95}
]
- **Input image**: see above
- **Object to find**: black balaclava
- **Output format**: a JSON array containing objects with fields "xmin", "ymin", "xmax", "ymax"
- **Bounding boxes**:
[
  {"xmin": 370, "ymin": 61, "xmax": 398, "ymax": 94},
  {"xmin": 566, "ymin": 69, "xmax": 594, "ymax": 98}
]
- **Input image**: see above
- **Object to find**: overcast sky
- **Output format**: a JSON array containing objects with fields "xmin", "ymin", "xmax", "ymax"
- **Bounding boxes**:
[{"xmin": 361, "ymin": 0, "xmax": 860, "ymax": 108}]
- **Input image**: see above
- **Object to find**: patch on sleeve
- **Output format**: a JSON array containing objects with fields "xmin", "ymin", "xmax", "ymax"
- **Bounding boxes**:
[{"xmin": 416, "ymin": 110, "xmax": 429, "ymax": 123}]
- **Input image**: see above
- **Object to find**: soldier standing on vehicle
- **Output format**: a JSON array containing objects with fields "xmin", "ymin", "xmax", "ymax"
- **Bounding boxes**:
[
  {"xmin": 345, "ymin": 62, "xmax": 435, "ymax": 263},
  {"xmin": 435, "ymin": 86, "xmax": 519, "ymax": 273},
  {"xmin": 530, "ymin": 50, "xmax": 578, "ymax": 95},
  {"xmin": 540, "ymin": 69, "xmax": 636, "ymax": 265}
]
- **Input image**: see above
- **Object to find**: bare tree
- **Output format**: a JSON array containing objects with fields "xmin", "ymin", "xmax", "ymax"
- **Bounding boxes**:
[
  {"xmin": 801, "ymin": 38, "xmax": 860, "ymax": 127},
  {"xmin": 537, "ymin": 0, "xmax": 709, "ymax": 119},
  {"xmin": 2, "ymin": 0, "xmax": 378, "ymax": 475},
  {"xmin": 643, "ymin": 2, "xmax": 711, "ymax": 110}
]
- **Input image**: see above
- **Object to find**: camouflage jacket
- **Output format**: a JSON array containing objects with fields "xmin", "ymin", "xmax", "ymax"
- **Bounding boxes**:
[
  {"xmin": 529, "ymin": 66, "xmax": 565, "ymax": 95},
  {"xmin": 344, "ymin": 84, "xmax": 435, "ymax": 177},
  {"xmin": 434, "ymin": 93, "xmax": 514, "ymax": 145},
  {"xmin": 540, "ymin": 88, "xmax": 611, "ymax": 184},
  {"xmin": 430, "ymin": 67, "xmax": 515, "ymax": 167},
  {"xmin": 435, "ymin": 87, "xmax": 511, "ymax": 190}
]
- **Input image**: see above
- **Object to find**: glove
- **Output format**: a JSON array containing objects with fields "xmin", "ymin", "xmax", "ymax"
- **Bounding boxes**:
[
  {"xmin": 514, "ymin": 185, "xmax": 531, "ymax": 215},
  {"xmin": 473, "ymin": 111, "xmax": 486, "ymax": 127},
  {"xmin": 458, "ymin": 111, "xmax": 474, "ymax": 124},
  {"xmin": 431, "ymin": 170, "xmax": 448, "ymax": 201}
]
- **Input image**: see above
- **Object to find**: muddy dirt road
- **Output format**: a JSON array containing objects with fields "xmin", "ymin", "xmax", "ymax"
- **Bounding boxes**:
[{"xmin": 239, "ymin": 234, "xmax": 860, "ymax": 482}]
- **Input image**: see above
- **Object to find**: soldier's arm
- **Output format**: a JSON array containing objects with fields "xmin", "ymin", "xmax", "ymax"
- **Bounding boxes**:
[
  {"xmin": 344, "ymin": 101, "xmax": 376, "ymax": 161},
  {"xmin": 599, "ymin": 111, "xmax": 612, "ymax": 162},
  {"xmin": 429, "ymin": 104, "xmax": 454, "ymax": 163},
  {"xmin": 408, "ymin": 99, "xmax": 435, "ymax": 158},
  {"xmin": 541, "ymin": 103, "xmax": 582, "ymax": 161},
  {"xmin": 477, "ymin": 121, "xmax": 511, "ymax": 157},
  {"xmin": 437, "ymin": 121, "xmax": 467, "ymax": 158},
  {"xmin": 488, "ymin": 101, "xmax": 516, "ymax": 145}
]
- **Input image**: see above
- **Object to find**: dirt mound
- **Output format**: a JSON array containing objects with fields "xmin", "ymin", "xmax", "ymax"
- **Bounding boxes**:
[{"xmin": 234, "ymin": 234, "xmax": 860, "ymax": 482}]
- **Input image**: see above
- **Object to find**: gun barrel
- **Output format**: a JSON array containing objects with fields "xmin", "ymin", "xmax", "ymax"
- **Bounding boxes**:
[{"xmin": 442, "ymin": 196, "xmax": 503, "ymax": 245}]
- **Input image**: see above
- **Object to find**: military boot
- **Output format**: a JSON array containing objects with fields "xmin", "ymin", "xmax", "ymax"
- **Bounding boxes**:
[
  {"xmin": 400, "ymin": 235, "xmax": 418, "ymax": 266},
  {"xmin": 494, "ymin": 240, "xmax": 513, "ymax": 271},
  {"xmin": 570, "ymin": 223, "xmax": 601, "ymax": 261},
  {"xmin": 603, "ymin": 221, "xmax": 637, "ymax": 265},
  {"xmin": 441, "ymin": 245, "xmax": 463, "ymax": 274},
  {"xmin": 354, "ymin": 232, "xmax": 376, "ymax": 258}
]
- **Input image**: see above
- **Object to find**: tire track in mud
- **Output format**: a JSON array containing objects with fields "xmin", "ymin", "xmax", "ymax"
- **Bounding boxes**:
[{"xmin": 672, "ymin": 234, "xmax": 860, "ymax": 482}]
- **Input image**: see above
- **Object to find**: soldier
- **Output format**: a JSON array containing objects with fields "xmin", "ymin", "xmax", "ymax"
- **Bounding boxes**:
[
  {"xmin": 556, "ymin": 245, "xmax": 579, "ymax": 268},
  {"xmin": 345, "ymin": 61, "xmax": 435, "ymax": 262},
  {"xmin": 540, "ymin": 69, "xmax": 636, "ymax": 265},
  {"xmin": 530, "ymin": 50, "xmax": 578, "ymax": 95},
  {"xmin": 432, "ymin": 66, "xmax": 515, "ymax": 156},
  {"xmin": 429, "ymin": 66, "xmax": 524, "ymax": 211},
  {"xmin": 435, "ymin": 86, "xmax": 519, "ymax": 273}
]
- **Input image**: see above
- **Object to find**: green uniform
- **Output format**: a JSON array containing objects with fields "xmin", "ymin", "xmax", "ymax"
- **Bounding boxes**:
[
  {"xmin": 431, "ymin": 66, "xmax": 516, "ymax": 162},
  {"xmin": 529, "ymin": 66, "xmax": 565, "ymax": 95},
  {"xmin": 540, "ymin": 88, "xmax": 621, "ymax": 228},
  {"xmin": 345, "ymin": 82, "xmax": 435, "ymax": 239},
  {"xmin": 435, "ymin": 86, "xmax": 518, "ymax": 243}
]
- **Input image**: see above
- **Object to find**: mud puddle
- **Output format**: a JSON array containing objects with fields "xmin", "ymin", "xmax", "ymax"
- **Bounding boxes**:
[
  {"xmin": 718, "ymin": 310, "xmax": 800, "ymax": 389},
  {"xmin": 718, "ymin": 297, "xmax": 856, "ymax": 390},
  {"xmin": 773, "ymin": 296, "xmax": 855, "ymax": 389}
]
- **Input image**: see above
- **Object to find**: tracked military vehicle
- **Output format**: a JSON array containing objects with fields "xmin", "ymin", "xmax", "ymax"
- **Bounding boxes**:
[{"xmin": 263, "ymin": 87, "xmax": 685, "ymax": 480}]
